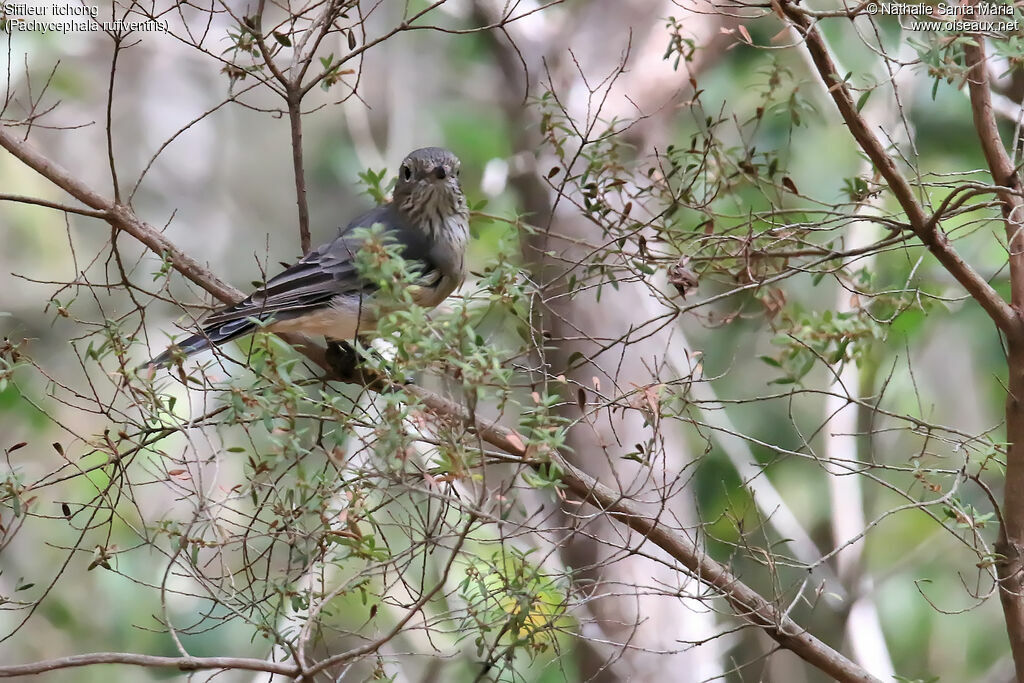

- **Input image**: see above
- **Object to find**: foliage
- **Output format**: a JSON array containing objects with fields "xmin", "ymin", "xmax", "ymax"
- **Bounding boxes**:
[{"xmin": 3, "ymin": 0, "xmax": 1024, "ymax": 681}]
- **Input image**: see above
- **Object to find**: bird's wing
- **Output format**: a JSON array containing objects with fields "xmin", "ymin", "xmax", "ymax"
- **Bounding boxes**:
[{"xmin": 203, "ymin": 204, "xmax": 435, "ymax": 327}]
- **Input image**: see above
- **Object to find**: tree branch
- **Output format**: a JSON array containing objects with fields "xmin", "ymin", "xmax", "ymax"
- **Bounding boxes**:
[
  {"xmin": 779, "ymin": 1, "xmax": 1023, "ymax": 340},
  {"xmin": 0, "ymin": 125, "xmax": 239, "ymax": 304},
  {"xmin": 962, "ymin": 14, "xmax": 1024, "ymax": 309},
  {"xmin": 251, "ymin": 1, "xmax": 311, "ymax": 254},
  {"xmin": 0, "ymin": 123, "xmax": 876, "ymax": 683},
  {"xmin": 285, "ymin": 91, "xmax": 311, "ymax": 255},
  {"xmin": 104, "ymin": 34, "xmax": 122, "ymax": 203},
  {"xmin": 960, "ymin": 12, "xmax": 1024, "ymax": 680},
  {"xmin": 0, "ymin": 193, "xmax": 109, "ymax": 218},
  {"xmin": 0, "ymin": 652, "xmax": 299, "ymax": 678},
  {"xmin": 0, "ymin": 125, "xmax": 328, "ymax": 368},
  {"xmin": 405, "ymin": 386, "xmax": 881, "ymax": 683}
]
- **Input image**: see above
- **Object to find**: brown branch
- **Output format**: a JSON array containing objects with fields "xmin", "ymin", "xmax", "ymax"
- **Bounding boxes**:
[
  {"xmin": 0, "ymin": 193, "xmax": 109, "ymax": 218},
  {"xmin": 286, "ymin": 91, "xmax": 311, "ymax": 255},
  {"xmin": 962, "ymin": 21, "xmax": 1024, "ymax": 308},
  {"xmin": 961, "ymin": 12, "xmax": 1024, "ymax": 681},
  {"xmin": 0, "ymin": 652, "xmax": 299, "ymax": 678},
  {"xmin": 105, "ymin": 35, "xmax": 122, "ymax": 203},
  {"xmin": 0, "ymin": 125, "xmax": 239, "ymax": 303},
  {"xmin": 251, "ymin": 1, "xmax": 311, "ymax": 254},
  {"xmin": 0, "ymin": 125, "xmax": 326, "ymax": 367},
  {"xmin": 779, "ymin": 1, "xmax": 1023, "ymax": 341},
  {"xmin": 0, "ymin": 122, "xmax": 876, "ymax": 683},
  {"xmin": 405, "ymin": 386, "xmax": 881, "ymax": 683}
]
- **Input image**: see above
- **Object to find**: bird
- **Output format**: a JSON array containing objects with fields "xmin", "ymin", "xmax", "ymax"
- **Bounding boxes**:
[{"xmin": 142, "ymin": 147, "xmax": 469, "ymax": 370}]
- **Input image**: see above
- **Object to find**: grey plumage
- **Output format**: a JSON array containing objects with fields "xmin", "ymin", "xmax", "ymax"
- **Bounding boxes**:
[{"xmin": 144, "ymin": 147, "xmax": 469, "ymax": 368}]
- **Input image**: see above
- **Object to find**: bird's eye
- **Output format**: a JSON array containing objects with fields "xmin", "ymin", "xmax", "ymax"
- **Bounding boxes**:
[
  {"xmin": 456, "ymin": 166, "xmax": 461, "ymax": 177},
  {"xmin": 402, "ymin": 165, "xmax": 412, "ymax": 181}
]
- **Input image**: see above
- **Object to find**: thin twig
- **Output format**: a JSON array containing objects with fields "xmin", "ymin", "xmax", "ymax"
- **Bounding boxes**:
[
  {"xmin": 0, "ymin": 193, "xmax": 108, "ymax": 218},
  {"xmin": 0, "ymin": 652, "xmax": 299, "ymax": 678}
]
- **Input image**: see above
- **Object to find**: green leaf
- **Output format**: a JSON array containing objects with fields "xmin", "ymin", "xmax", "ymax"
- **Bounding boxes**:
[{"xmin": 855, "ymin": 90, "xmax": 872, "ymax": 112}]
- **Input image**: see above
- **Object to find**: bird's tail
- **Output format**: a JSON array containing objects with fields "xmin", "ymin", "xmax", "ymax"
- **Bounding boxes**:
[{"xmin": 140, "ymin": 318, "xmax": 259, "ymax": 369}]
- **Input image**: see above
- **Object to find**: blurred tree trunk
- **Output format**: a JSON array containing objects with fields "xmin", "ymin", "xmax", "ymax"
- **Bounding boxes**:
[{"xmin": 478, "ymin": 1, "xmax": 730, "ymax": 677}]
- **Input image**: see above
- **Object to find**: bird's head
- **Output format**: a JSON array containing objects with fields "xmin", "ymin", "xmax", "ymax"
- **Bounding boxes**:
[{"xmin": 393, "ymin": 147, "xmax": 466, "ymax": 223}]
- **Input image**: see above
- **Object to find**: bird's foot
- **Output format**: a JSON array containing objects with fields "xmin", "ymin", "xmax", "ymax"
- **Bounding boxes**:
[
  {"xmin": 325, "ymin": 339, "xmax": 416, "ymax": 388},
  {"xmin": 326, "ymin": 340, "xmax": 359, "ymax": 380}
]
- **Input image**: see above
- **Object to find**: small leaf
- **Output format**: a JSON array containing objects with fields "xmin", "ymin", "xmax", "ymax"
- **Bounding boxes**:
[
  {"xmin": 856, "ymin": 90, "xmax": 872, "ymax": 112},
  {"xmin": 273, "ymin": 31, "xmax": 291, "ymax": 46}
]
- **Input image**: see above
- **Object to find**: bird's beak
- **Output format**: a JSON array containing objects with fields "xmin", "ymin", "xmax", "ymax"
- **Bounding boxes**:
[{"xmin": 431, "ymin": 166, "xmax": 448, "ymax": 181}]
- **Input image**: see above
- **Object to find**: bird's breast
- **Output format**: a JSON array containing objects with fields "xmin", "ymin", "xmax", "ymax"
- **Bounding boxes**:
[{"xmin": 265, "ymin": 301, "xmax": 368, "ymax": 339}]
